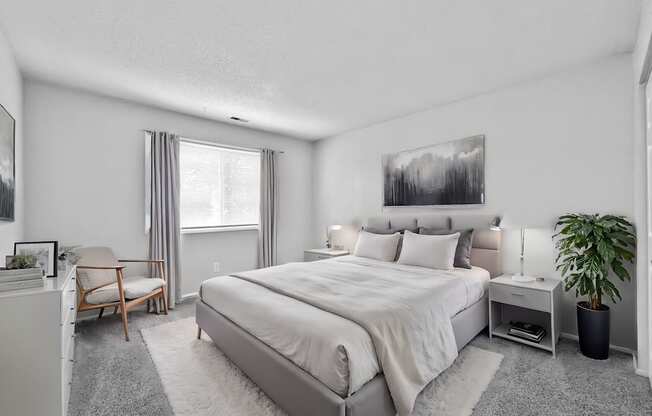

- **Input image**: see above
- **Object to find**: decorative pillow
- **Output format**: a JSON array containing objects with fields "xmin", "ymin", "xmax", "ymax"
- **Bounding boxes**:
[
  {"xmin": 361, "ymin": 226, "xmax": 418, "ymax": 260},
  {"xmin": 397, "ymin": 230, "xmax": 460, "ymax": 270},
  {"xmin": 353, "ymin": 231, "xmax": 401, "ymax": 262},
  {"xmin": 418, "ymin": 227, "xmax": 475, "ymax": 269}
]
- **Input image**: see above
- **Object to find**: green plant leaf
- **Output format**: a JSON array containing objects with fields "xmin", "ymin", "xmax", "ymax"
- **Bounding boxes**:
[{"xmin": 553, "ymin": 213, "xmax": 635, "ymax": 308}]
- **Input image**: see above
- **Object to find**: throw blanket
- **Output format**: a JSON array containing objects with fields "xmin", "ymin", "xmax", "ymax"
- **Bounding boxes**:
[{"xmin": 232, "ymin": 257, "xmax": 460, "ymax": 416}]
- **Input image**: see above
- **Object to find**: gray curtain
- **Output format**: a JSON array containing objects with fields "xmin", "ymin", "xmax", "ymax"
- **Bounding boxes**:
[
  {"xmin": 258, "ymin": 149, "xmax": 278, "ymax": 268},
  {"xmin": 146, "ymin": 131, "xmax": 181, "ymax": 308}
]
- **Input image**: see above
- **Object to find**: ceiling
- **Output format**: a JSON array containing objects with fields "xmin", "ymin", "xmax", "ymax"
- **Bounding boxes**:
[{"xmin": 0, "ymin": 1, "xmax": 641, "ymax": 140}]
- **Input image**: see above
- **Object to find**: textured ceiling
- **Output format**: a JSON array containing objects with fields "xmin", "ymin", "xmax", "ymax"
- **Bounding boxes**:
[{"xmin": 0, "ymin": 1, "xmax": 641, "ymax": 139}]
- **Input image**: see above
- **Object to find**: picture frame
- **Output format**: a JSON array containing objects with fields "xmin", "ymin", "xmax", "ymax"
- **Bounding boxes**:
[
  {"xmin": 382, "ymin": 135, "xmax": 485, "ymax": 206},
  {"xmin": 14, "ymin": 241, "xmax": 59, "ymax": 278},
  {"xmin": 0, "ymin": 102, "xmax": 16, "ymax": 221}
]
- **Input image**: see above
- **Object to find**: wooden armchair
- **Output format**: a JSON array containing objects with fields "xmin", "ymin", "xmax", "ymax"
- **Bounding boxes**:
[{"xmin": 75, "ymin": 247, "xmax": 168, "ymax": 341}]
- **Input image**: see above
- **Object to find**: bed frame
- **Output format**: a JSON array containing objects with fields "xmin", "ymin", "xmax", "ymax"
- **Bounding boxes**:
[{"xmin": 196, "ymin": 214, "xmax": 502, "ymax": 416}]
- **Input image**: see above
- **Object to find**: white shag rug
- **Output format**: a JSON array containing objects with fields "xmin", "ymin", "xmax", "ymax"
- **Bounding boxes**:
[{"xmin": 142, "ymin": 317, "xmax": 502, "ymax": 416}]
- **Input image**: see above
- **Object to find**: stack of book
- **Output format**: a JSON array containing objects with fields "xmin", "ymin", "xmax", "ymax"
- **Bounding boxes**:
[
  {"xmin": 508, "ymin": 321, "xmax": 546, "ymax": 343},
  {"xmin": 0, "ymin": 268, "xmax": 44, "ymax": 292}
]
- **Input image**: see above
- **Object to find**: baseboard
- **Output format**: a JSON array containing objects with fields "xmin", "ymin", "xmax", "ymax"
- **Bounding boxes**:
[
  {"xmin": 181, "ymin": 292, "xmax": 199, "ymax": 301},
  {"xmin": 631, "ymin": 352, "xmax": 650, "ymax": 378},
  {"xmin": 559, "ymin": 332, "xmax": 634, "ymax": 355},
  {"xmin": 560, "ymin": 332, "xmax": 646, "ymax": 377}
]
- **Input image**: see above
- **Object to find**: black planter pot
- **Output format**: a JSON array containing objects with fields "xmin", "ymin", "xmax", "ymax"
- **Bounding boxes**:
[{"xmin": 576, "ymin": 301, "xmax": 610, "ymax": 360}]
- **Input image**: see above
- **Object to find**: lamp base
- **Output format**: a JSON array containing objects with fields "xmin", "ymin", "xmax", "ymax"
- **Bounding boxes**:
[{"xmin": 511, "ymin": 274, "xmax": 536, "ymax": 283}]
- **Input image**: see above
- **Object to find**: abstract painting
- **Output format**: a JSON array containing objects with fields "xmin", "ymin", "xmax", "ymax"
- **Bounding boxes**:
[
  {"xmin": 0, "ymin": 103, "xmax": 15, "ymax": 221},
  {"xmin": 383, "ymin": 135, "xmax": 485, "ymax": 206}
]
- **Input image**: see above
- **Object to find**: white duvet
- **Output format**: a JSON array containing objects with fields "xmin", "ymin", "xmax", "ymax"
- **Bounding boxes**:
[{"xmin": 200, "ymin": 256, "xmax": 489, "ymax": 416}]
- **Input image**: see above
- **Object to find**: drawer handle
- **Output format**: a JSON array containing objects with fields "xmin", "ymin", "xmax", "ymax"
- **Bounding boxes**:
[
  {"xmin": 511, "ymin": 293, "xmax": 525, "ymax": 296},
  {"xmin": 70, "ymin": 307, "xmax": 75, "ymax": 310},
  {"xmin": 70, "ymin": 322, "xmax": 75, "ymax": 325},
  {"xmin": 69, "ymin": 359, "xmax": 75, "ymax": 363},
  {"xmin": 68, "ymin": 289, "xmax": 75, "ymax": 293}
]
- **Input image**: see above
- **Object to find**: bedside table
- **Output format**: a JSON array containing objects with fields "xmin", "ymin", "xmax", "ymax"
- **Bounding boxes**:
[
  {"xmin": 304, "ymin": 248, "xmax": 349, "ymax": 262},
  {"xmin": 488, "ymin": 275, "xmax": 562, "ymax": 357}
]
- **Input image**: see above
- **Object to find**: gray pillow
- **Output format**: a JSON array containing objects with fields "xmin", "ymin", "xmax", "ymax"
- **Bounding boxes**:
[
  {"xmin": 362, "ymin": 226, "xmax": 417, "ymax": 234},
  {"xmin": 418, "ymin": 227, "xmax": 475, "ymax": 269}
]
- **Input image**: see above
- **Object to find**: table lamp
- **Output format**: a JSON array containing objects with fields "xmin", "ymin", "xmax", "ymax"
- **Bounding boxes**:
[
  {"xmin": 326, "ymin": 225, "xmax": 342, "ymax": 249},
  {"xmin": 500, "ymin": 215, "xmax": 551, "ymax": 283}
]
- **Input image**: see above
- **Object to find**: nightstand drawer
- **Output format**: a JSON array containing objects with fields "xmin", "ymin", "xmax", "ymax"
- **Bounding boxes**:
[
  {"xmin": 490, "ymin": 283, "xmax": 551, "ymax": 312},
  {"xmin": 304, "ymin": 253, "xmax": 330, "ymax": 262}
]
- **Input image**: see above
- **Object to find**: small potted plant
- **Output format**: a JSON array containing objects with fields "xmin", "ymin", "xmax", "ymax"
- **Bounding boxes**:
[
  {"xmin": 554, "ymin": 213, "xmax": 635, "ymax": 359},
  {"xmin": 58, "ymin": 245, "xmax": 81, "ymax": 270}
]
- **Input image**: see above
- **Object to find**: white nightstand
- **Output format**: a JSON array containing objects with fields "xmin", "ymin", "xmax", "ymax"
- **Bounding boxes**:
[
  {"xmin": 488, "ymin": 275, "xmax": 562, "ymax": 357},
  {"xmin": 304, "ymin": 248, "xmax": 349, "ymax": 262}
]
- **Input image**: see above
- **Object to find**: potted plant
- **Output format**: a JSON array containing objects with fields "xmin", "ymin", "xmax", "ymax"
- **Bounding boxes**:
[{"xmin": 554, "ymin": 213, "xmax": 635, "ymax": 359}]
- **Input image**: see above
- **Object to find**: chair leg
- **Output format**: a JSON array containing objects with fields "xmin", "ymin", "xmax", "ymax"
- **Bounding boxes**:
[
  {"xmin": 158, "ymin": 262, "xmax": 169, "ymax": 315},
  {"xmin": 116, "ymin": 269, "xmax": 130, "ymax": 341},
  {"xmin": 113, "ymin": 306, "xmax": 119, "ymax": 315},
  {"xmin": 97, "ymin": 307, "xmax": 104, "ymax": 320},
  {"xmin": 147, "ymin": 299, "xmax": 151, "ymax": 313},
  {"xmin": 161, "ymin": 287, "xmax": 169, "ymax": 315},
  {"xmin": 197, "ymin": 326, "xmax": 202, "ymax": 340},
  {"xmin": 120, "ymin": 307, "xmax": 130, "ymax": 342}
]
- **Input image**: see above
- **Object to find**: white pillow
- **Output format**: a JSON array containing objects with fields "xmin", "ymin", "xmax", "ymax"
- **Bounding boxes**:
[
  {"xmin": 353, "ymin": 231, "xmax": 401, "ymax": 262},
  {"xmin": 397, "ymin": 230, "xmax": 460, "ymax": 270}
]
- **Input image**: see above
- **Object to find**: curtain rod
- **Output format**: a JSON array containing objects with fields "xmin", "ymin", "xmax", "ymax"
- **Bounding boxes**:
[{"xmin": 142, "ymin": 129, "xmax": 285, "ymax": 154}]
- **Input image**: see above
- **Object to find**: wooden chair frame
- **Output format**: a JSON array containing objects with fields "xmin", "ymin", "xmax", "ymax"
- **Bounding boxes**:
[{"xmin": 76, "ymin": 259, "xmax": 168, "ymax": 341}]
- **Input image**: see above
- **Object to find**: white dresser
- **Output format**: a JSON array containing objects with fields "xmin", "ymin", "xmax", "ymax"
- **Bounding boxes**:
[{"xmin": 0, "ymin": 265, "xmax": 77, "ymax": 416}]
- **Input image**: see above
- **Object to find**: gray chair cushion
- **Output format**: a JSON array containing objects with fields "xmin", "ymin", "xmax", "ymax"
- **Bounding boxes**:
[
  {"xmin": 85, "ymin": 276, "xmax": 165, "ymax": 304},
  {"xmin": 76, "ymin": 247, "xmax": 121, "ymax": 290},
  {"xmin": 418, "ymin": 228, "xmax": 475, "ymax": 269}
]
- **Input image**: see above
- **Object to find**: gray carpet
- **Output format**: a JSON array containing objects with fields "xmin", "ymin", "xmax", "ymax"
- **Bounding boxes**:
[{"xmin": 69, "ymin": 300, "xmax": 652, "ymax": 416}]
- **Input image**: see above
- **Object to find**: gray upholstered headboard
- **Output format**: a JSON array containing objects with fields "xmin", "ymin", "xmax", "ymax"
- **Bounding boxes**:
[{"xmin": 364, "ymin": 214, "xmax": 502, "ymax": 277}]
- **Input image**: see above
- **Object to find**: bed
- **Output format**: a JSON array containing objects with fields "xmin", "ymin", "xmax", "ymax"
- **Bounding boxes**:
[{"xmin": 196, "ymin": 214, "xmax": 502, "ymax": 416}]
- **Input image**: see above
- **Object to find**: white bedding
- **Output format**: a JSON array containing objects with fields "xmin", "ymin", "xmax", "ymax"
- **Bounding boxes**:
[{"xmin": 200, "ymin": 256, "xmax": 489, "ymax": 413}]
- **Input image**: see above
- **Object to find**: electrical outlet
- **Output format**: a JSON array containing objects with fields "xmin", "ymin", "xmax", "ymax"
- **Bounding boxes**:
[{"xmin": 213, "ymin": 262, "xmax": 220, "ymax": 273}]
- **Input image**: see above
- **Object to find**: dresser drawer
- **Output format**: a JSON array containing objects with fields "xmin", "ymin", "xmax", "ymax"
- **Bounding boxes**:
[
  {"xmin": 61, "ymin": 275, "xmax": 77, "ymax": 324},
  {"xmin": 62, "ymin": 337, "xmax": 75, "ymax": 381},
  {"xmin": 62, "ymin": 337, "xmax": 75, "ymax": 414},
  {"xmin": 62, "ymin": 315, "xmax": 76, "ymax": 357},
  {"xmin": 490, "ymin": 283, "xmax": 551, "ymax": 312}
]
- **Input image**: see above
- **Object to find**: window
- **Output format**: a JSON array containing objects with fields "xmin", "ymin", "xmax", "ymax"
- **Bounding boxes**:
[{"xmin": 180, "ymin": 140, "xmax": 260, "ymax": 230}]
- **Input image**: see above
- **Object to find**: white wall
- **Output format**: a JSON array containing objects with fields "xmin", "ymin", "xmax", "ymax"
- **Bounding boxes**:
[
  {"xmin": 23, "ymin": 80, "xmax": 313, "ymax": 296},
  {"xmin": 313, "ymin": 55, "xmax": 636, "ymax": 349},
  {"xmin": 0, "ymin": 29, "xmax": 23, "ymax": 265}
]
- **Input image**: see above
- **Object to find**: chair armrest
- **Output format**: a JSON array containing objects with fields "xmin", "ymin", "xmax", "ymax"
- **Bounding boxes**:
[
  {"xmin": 76, "ymin": 265, "xmax": 125, "ymax": 270},
  {"xmin": 76, "ymin": 266, "xmax": 126, "ymax": 296},
  {"xmin": 118, "ymin": 259, "xmax": 165, "ymax": 263}
]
